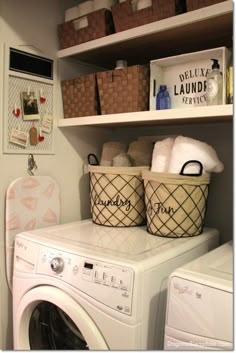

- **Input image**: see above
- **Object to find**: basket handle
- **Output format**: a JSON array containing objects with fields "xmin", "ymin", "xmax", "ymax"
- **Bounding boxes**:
[
  {"xmin": 87, "ymin": 153, "xmax": 99, "ymax": 165},
  {"xmin": 180, "ymin": 160, "xmax": 203, "ymax": 176},
  {"xmin": 153, "ymin": 79, "xmax": 156, "ymax": 97}
]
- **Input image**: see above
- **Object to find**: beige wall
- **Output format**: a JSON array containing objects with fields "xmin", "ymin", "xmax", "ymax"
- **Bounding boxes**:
[{"xmin": 0, "ymin": 0, "xmax": 110, "ymax": 348}]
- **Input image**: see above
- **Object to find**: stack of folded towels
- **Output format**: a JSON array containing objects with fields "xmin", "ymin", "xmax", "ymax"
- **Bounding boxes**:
[
  {"xmin": 99, "ymin": 136, "xmax": 224, "ymax": 174},
  {"xmin": 151, "ymin": 136, "xmax": 224, "ymax": 174},
  {"xmin": 100, "ymin": 140, "xmax": 153, "ymax": 167}
]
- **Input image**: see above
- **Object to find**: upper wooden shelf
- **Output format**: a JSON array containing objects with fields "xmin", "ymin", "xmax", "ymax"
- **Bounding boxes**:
[
  {"xmin": 58, "ymin": 105, "xmax": 233, "ymax": 128},
  {"xmin": 57, "ymin": 1, "xmax": 233, "ymax": 68}
]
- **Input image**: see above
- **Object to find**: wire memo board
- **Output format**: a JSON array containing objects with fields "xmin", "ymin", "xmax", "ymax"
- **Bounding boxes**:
[{"xmin": 3, "ymin": 45, "xmax": 56, "ymax": 154}]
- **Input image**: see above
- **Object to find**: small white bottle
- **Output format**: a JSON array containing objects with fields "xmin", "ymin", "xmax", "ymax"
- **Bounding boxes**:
[{"xmin": 206, "ymin": 59, "xmax": 223, "ymax": 106}]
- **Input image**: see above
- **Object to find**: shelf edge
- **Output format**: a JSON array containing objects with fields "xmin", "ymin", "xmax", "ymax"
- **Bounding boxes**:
[{"xmin": 57, "ymin": 105, "xmax": 233, "ymax": 127}]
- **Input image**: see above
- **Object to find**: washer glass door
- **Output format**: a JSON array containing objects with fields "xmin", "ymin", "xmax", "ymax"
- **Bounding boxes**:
[
  {"xmin": 29, "ymin": 301, "xmax": 88, "ymax": 350},
  {"xmin": 15, "ymin": 286, "xmax": 108, "ymax": 350}
]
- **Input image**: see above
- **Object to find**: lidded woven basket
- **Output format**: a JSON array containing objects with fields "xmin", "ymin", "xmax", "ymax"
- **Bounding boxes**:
[
  {"xmin": 96, "ymin": 65, "xmax": 150, "ymax": 114},
  {"xmin": 61, "ymin": 73, "xmax": 100, "ymax": 118},
  {"xmin": 58, "ymin": 9, "xmax": 114, "ymax": 49},
  {"xmin": 186, "ymin": 0, "xmax": 224, "ymax": 11}
]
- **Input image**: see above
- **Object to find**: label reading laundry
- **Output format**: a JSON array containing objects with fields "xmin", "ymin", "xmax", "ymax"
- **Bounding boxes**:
[
  {"xmin": 174, "ymin": 67, "xmax": 211, "ymax": 105},
  {"xmin": 94, "ymin": 194, "xmax": 131, "ymax": 211}
]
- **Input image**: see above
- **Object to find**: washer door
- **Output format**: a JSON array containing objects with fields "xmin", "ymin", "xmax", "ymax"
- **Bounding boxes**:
[{"xmin": 15, "ymin": 285, "xmax": 108, "ymax": 350}]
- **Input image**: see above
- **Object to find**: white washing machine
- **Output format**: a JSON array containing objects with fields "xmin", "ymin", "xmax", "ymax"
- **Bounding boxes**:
[
  {"xmin": 13, "ymin": 220, "xmax": 219, "ymax": 350},
  {"xmin": 164, "ymin": 241, "xmax": 233, "ymax": 351}
]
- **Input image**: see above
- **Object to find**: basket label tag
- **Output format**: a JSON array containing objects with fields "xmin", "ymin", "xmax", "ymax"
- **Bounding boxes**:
[
  {"xmin": 148, "ymin": 202, "xmax": 175, "ymax": 216},
  {"xmin": 94, "ymin": 194, "xmax": 131, "ymax": 211}
]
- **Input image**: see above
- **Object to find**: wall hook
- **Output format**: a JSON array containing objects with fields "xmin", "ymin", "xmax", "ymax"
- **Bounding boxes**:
[{"xmin": 27, "ymin": 154, "xmax": 38, "ymax": 176}]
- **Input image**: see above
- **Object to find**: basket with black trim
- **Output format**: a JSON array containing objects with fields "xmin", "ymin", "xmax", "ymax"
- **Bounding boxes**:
[
  {"xmin": 88, "ymin": 165, "xmax": 148, "ymax": 227},
  {"xmin": 142, "ymin": 161, "xmax": 210, "ymax": 237}
]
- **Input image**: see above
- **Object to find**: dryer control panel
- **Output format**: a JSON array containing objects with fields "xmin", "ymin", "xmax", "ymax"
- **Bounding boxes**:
[{"xmin": 37, "ymin": 246, "xmax": 134, "ymax": 316}]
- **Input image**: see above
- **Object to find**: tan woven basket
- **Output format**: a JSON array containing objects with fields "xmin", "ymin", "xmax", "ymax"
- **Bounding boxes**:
[
  {"xmin": 58, "ymin": 9, "xmax": 114, "ymax": 49},
  {"xmin": 111, "ymin": 0, "xmax": 178, "ymax": 32},
  {"xmin": 142, "ymin": 168, "xmax": 210, "ymax": 237},
  {"xmin": 88, "ymin": 165, "xmax": 148, "ymax": 227},
  {"xmin": 61, "ymin": 73, "xmax": 100, "ymax": 118},
  {"xmin": 96, "ymin": 65, "xmax": 150, "ymax": 114},
  {"xmin": 186, "ymin": 0, "xmax": 224, "ymax": 11}
]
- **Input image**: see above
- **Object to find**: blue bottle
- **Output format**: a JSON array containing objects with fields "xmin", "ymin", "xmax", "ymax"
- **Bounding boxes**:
[{"xmin": 156, "ymin": 85, "xmax": 171, "ymax": 110}]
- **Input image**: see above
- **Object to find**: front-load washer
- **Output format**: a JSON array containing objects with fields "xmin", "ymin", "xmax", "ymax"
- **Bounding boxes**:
[
  {"xmin": 164, "ymin": 241, "xmax": 233, "ymax": 351},
  {"xmin": 13, "ymin": 220, "xmax": 219, "ymax": 350}
]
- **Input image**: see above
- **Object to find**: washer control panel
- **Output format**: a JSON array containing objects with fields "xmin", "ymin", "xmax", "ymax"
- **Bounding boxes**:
[{"xmin": 37, "ymin": 246, "xmax": 134, "ymax": 316}]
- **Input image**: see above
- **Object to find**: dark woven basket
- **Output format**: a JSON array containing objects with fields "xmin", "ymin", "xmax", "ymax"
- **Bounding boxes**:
[
  {"xmin": 61, "ymin": 73, "xmax": 100, "ymax": 118},
  {"xmin": 96, "ymin": 65, "xmax": 150, "ymax": 114},
  {"xmin": 111, "ymin": 0, "xmax": 184, "ymax": 33},
  {"xmin": 186, "ymin": 0, "xmax": 224, "ymax": 11},
  {"xmin": 58, "ymin": 9, "xmax": 115, "ymax": 49}
]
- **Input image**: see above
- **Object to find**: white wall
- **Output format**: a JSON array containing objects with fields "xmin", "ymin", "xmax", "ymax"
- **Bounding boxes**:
[{"xmin": 0, "ymin": 0, "xmax": 110, "ymax": 348}]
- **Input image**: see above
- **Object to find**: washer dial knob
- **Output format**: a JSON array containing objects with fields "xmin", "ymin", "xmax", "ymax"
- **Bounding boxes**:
[{"xmin": 50, "ymin": 257, "xmax": 64, "ymax": 273}]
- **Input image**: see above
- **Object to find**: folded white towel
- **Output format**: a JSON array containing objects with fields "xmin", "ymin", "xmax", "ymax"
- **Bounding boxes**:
[
  {"xmin": 151, "ymin": 137, "xmax": 175, "ymax": 172},
  {"xmin": 168, "ymin": 136, "xmax": 224, "ymax": 174}
]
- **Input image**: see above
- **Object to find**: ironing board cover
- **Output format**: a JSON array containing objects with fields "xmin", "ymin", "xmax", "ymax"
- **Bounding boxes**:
[{"xmin": 6, "ymin": 176, "xmax": 60, "ymax": 290}]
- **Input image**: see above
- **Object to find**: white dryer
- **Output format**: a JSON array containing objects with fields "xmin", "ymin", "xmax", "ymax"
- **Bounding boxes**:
[
  {"xmin": 13, "ymin": 220, "xmax": 219, "ymax": 350},
  {"xmin": 164, "ymin": 241, "xmax": 233, "ymax": 351}
]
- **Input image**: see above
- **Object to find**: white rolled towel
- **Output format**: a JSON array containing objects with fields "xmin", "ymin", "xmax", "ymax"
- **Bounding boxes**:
[
  {"xmin": 168, "ymin": 136, "xmax": 224, "ymax": 174},
  {"xmin": 151, "ymin": 137, "xmax": 175, "ymax": 172}
]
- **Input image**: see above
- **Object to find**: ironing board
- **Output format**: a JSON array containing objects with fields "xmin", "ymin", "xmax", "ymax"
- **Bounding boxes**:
[{"xmin": 5, "ymin": 176, "xmax": 60, "ymax": 290}]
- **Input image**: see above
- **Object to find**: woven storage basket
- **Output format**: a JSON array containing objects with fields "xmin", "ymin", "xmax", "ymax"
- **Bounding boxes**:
[
  {"xmin": 111, "ymin": 0, "xmax": 183, "ymax": 33},
  {"xmin": 58, "ymin": 9, "xmax": 114, "ymax": 49},
  {"xmin": 142, "ymin": 163, "xmax": 210, "ymax": 237},
  {"xmin": 186, "ymin": 0, "xmax": 224, "ymax": 11},
  {"xmin": 96, "ymin": 65, "xmax": 150, "ymax": 114},
  {"xmin": 88, "ymin": 165, "xmax": 148, "ymax": 227},
  {"xmin": 61, "ymin": 73, "xmax": 100, "ymax": 118}
]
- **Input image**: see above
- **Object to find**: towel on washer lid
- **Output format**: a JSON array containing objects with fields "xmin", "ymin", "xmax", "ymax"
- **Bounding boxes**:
[
  {"xmin": 151, "ymin": 137, "xmax": 175, "ymax": 172},
  {"xmin": 168, "ymin": 136, "xmax": 224, "ymax": 174}
]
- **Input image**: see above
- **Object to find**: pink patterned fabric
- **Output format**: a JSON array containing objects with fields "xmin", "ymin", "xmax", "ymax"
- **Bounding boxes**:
[{"xmin": 6, "ymin": 176, "xmax": 60, "ymax": 290}]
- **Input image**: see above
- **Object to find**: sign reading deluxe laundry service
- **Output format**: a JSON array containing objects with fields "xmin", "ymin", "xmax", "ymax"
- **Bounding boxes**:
[
  {"xmin": 173, "ymin": 66, "xmax": 211, "ymax": 105},
  {"xmin": 149, "ymin": 47, "xmax": 230, "ymax": 109}
]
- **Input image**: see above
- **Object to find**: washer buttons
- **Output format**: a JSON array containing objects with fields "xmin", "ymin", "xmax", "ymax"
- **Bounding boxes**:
[
  {"xmin": 73, "ymin": 265, "xmax": 79, "ymax": 275},
  {"xmin": 117, "ymin": 305, "xmax": 123, "ymax": 311}
]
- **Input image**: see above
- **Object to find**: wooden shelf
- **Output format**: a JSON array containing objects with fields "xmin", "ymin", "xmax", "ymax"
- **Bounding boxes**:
[
  {"xmin": 58, "ymin": 105, "xmax": 233, "ymax": 128},
  {"xmin": 57, "ymin": 1, "xmax": 233, "ymax": 68}
]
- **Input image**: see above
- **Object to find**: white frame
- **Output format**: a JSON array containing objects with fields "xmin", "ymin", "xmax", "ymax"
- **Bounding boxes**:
[{"xmin": 3, "ymin": 43, "xmax": 57, "ymax": 154}]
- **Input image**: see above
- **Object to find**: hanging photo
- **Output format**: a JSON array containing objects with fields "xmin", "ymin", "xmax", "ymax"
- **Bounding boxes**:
[{"xmin": 21, "ymin": 91, "xmax": 40, "ymax": 121}]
